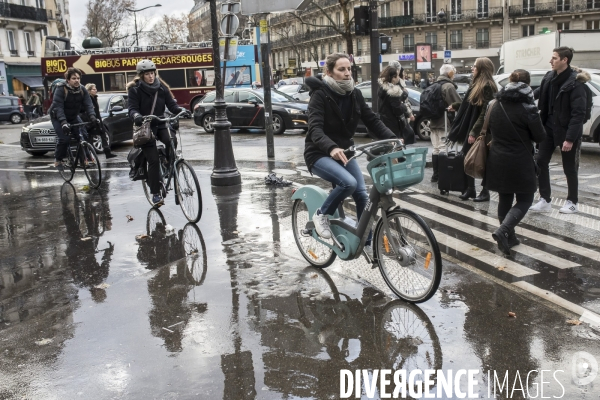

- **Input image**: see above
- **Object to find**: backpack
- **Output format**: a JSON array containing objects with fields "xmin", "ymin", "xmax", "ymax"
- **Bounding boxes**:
[
  {"xmin": 127, "ymin": 147, "xmax": 147, "ymax": 181},
  {"xmin": 583, "ymin": 84, "xmax": 593, "ymax": 124},
  {"xmin": 50, "ymin": 78, "xmax": 69, "ymax": 100},
  {"xmin": 419, "ymin": 81, "xmax": 446, "ymax": 120}
]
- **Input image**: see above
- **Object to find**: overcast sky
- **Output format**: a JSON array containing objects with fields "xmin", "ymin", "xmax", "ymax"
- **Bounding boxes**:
[{"xmin": 71, "ymin": 0, "xmax": 195, "ymax": 47}]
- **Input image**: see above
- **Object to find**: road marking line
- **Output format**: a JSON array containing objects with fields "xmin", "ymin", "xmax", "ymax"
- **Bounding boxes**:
[
  {"xmin": 513, "ymin": 281, "xmax": 600, "ymax": 328},
  {"xmin": 401, "ymin": 200, "xmax": 579, "ymax": 270},
  {"xmin": 411, "ymin": 194, "xmax": 600, "ymax": 262}
]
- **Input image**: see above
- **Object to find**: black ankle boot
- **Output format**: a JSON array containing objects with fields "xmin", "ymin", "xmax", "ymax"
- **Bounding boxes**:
[
  {"xmin": 473, "ymin": 188, "xmax": 490, "ymax": 202},
  {"xmin": 507, "ymin": 229, "xmax": 520, "ymax": 248},
  {"xmin": 493, "ymin": 209, "xmax": 524, "ymax": 255},
  {"xmin": 431, "ymin": 155, "xmax": 439, "ymax": 182},
  {"xmin": 459, "ymin": 187, "xmax": 476, "ymax": 200},
  {"xmin": 492, "ymin": 226, "xmax": 511, "ymax": 255}
]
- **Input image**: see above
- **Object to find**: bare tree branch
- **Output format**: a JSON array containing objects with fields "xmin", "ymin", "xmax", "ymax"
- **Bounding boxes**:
[{"xmin": 82, "ymin": 0, "xmax": 136, "ymax": 47}]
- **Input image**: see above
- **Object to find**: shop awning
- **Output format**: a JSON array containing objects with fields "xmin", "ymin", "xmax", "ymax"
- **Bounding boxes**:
[{"xmin": 14, "ymin": 76, "xmax": 44, "ymax": 88}]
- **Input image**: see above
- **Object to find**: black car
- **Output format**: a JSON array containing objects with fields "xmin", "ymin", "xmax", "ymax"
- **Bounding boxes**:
[
  {"xmin": 0, "ymin": 95, "xmax": 26, "ymax": 124},
  {"xmin": 357, "ymin": 86, "xmax": 431, "ymax": 140},
  {"xmin": 20, "ymin": 93, "xmax": 131, "ymax": 156},
  {"xmin": 194, "ymin": 88, "xmax": 308, "ymax": 134}
]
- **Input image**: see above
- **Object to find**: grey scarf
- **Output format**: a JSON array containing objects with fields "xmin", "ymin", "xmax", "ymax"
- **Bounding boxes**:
[
  {"xmin": 139, "ymin": 78, "xmax": 161, "ymax": 94},
  {"xmin": 504, "ymin": 81, "xmax": 534, "ymax": 102},
  {"xmin": 323, "ymin": 75, "xmax": 355, "ymax": 95}
]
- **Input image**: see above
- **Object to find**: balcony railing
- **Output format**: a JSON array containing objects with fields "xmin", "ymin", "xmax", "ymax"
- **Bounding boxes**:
[
  {"xmin": 0, "ymin": 3, "xmax": 48, "ymax": 22},
  {"xmin": 379, "ymin": 15, "xmax": 414, "ymax": 28},
  {"xmin": 509, "ymin": 0, "xmax": 592, "ymax": 16}
]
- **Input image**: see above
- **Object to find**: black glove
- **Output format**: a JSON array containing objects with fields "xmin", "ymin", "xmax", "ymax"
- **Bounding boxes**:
[
  {"xmin": 89, "ymin": 115, "xmax": 98, "ymax": 125},
  {"xmin": 134, "ymin": 114, "xmax": 144, "ymax": 127},
  {"xmin": 61, "ymin": 123, "xmax": 71, "ymax": 135}
]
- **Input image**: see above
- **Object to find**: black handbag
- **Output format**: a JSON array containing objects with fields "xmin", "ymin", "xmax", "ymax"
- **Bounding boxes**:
[
  {"xmin": 132, "ymin": 92, "xmax": 158, "ymax": 148},
  {"xmin": 498, "ymin": 102, "xmax": 540, "ymax": 176}
]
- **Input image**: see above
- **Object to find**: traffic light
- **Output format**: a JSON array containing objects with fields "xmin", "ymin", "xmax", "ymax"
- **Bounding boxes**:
[
  {"xmin": 380, "ymin": 35, "xmax": 392, "ymax": 54},
  {"xmin": 354, "ymin": 6, "xmax": 369, "ymax": 36}
]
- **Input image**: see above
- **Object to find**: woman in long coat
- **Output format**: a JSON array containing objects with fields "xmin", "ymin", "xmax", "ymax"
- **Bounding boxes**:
[
  {"xmin": 377, "ymin": 65, "xmax": 415, "ymax": 144},
  {"xmin": 485, "ymin": 69, "xmax": 546, "ymax": 255}
]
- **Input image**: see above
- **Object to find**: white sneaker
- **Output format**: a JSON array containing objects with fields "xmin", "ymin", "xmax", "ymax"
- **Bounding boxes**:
[
  {"xmin": 529, "ymin": 198, "xmax": 552, "ymax": 212},
  {"xmin": 313, "ymin": 211, "xmax": 332, "ymax": 239},
  {"xmin": 559, "ymin": 200, "xmax": 578, "ymax": 214}
]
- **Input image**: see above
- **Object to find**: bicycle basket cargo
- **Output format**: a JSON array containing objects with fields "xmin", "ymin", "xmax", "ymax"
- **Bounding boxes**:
[{"xmin": 367, "ymin": 147, "xmax": 428, "ymax": 193}]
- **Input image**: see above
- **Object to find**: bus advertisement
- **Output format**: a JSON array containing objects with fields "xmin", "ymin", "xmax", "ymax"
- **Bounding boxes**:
[{"xmin": 41, "ymin": 44, "xmax": 258, "ymax": 110}]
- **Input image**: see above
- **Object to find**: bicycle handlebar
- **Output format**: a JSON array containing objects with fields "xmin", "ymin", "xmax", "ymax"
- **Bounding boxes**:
[
  {"xmin": 344, "ymin": 139, "xmax": 405, "ymax": 163},
  {"xmin": 69, "ymin": 121, "xmax": 94, "ymax": 128},
  {"xmin": 143, "ymin": 110, "xmax": 188, "ymax": 123}
]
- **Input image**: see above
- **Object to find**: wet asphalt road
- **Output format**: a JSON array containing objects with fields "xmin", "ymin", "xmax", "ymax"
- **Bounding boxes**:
[{"xmin": 1, "ymin": 120, "xmax": 600, "ymax": 399}]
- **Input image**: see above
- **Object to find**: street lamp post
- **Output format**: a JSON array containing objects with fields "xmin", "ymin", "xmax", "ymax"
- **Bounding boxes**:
[
  {"xmin": 437, "ymin": 8, "xmax": 449, "ymax": 51},
  {"xmin": 125, "ymin": 4, "xmax": 162, "ymax": 47}
]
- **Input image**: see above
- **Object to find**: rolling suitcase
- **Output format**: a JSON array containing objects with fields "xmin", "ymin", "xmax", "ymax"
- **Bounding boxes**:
[{"xmin": 437, "ymin": 112, "xmax": 468, "ymax": 194}]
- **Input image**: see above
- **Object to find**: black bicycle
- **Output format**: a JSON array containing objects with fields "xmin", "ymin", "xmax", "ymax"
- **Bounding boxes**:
[
  {"xmin": 140, "ymin": 111, "xmax": 203, "ymax": 223},
  {"xmin": 58, "ymin": 121, "xmax": 102, "ymax": 189}
]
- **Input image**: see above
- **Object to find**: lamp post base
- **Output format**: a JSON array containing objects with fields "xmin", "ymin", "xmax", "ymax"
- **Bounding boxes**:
[{"xmin": 211, "ymin": 169, "xmax": 242, "ymax": 186}]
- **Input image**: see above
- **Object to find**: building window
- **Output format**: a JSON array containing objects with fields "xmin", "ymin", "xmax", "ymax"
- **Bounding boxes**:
[
  {"xmin": 404, "ymin": 0, "xmax": 413, "ymax": 15},
  {"xmin": 40, "ymin": 27, "xmax": 48, "ymax": 42},
  {"xmin": 523, "ymin": 24, "xmax": 535, "ymax": 36},
  {"xmin": 589, "ymin": 0, "xmax": 600, "ymax": 9},
  {"xmin": 25, "ymin": 32, "xmax": 34, "ymax": 56},
  {"xmin": 336, "ymin": 12, "xmax": 341, "ymax": 27},
  {"xmin": 477, "ymin": 0, "xmax": 489, "ymax": 18},
  {"xmin": 450, "ymin": 29, "xmax": 462, "ymax": 49},
  {"xmin": 476, "ymin": 28, "xmax": 489, "ymax": 48},
  {"xmin": 523, "ymin": 0, "xmax": 535, "ymax": 13},
  {"xmin": 321, "ymin": 44, "xmax": 325, "ymax": 59},
  {"xmin": 357, "ymin": 39, "xmax": 362, "ymax": 56},
  {"xmin": 557, "ymin": 21, "xmax": 570, "ymax": 30},
  {"xmin": 319, "ymin": 17, "xmax": 324, "ymax": 27},
  {"xmin": 426, "ymin": 0, "xmax": 437, "ymax": 22},
  {"xmin": 380, "ymin": 2, "xmax": 391, "ymax": 18},
  {"xmin": 425, "ymin": 32, "xmax": 438, "ymax": 50},
  {"xmin": 337, "ymin": 42, "xmax": 342, "ymax": 52},
  {"xmin": 36, "ymin": 0, "xmax": 45, "ymax": 7},
  {"xmin": 403, "ymin": 33, "xmax": 415, "ymax": 52},
  {"xmin": 557, "ymin": 0, "xmax": 570, "ymax": 12},
  {"xmin": 7, "ymin": 30, "xmax": 17, "ymax": 56},
  {"xmin": 450, "ymin": 0, "xmax": 462, "ymax": 20},
  {"xmin": 587, "ymin": 20, "xmax": 600, "ymax": 29},
  {"xmin": 20, "ymin": 0, "xmax": 25, "ymax": 5},
  {"xmin": 328, "ymin": 42, "xmax": 333, "ymax": 54}
]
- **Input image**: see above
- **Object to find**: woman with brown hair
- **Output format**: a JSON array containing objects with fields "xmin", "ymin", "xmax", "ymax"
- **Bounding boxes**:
[
  {"xmin": 377, "ymin": 64, "xmax": 415, "ymax": 144},
  {"xmin": 447, "ymin": 57, "xmax": 498, "ymax": 201}
]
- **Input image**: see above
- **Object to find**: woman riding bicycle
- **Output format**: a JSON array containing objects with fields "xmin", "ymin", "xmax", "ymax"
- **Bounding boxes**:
[
  {"xmin": 304, "ymin": 53, "xmax": 396, "ymax": 242},
  {"xmin": 127, "ymin": 60, "xmax": 189, "ymax": 206}
]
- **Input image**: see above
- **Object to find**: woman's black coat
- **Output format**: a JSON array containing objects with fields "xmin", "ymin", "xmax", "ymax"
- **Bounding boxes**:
[
  {"xmin": 127, "ymin": 79, "xmax": 182, "ymax": 133},
  {"xmin": 304, "ymin": 77, "xmax": 396, "ymax": 171},
  {"xmin": 484, "ymin": 87, "xmax": 546, "ymax": 194},
  {"xmin": 448, "ymin": 84, "xmax": 495, "ymax": 145},
  {"xmin": 377, "ymin": 80, "xmax": 408, "ymax": 137}
]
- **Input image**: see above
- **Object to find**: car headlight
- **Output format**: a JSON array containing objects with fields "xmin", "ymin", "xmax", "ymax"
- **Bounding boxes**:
[
  {"xmin": 285, "ymin": 108, "xmax": 303, "ymax": 114},
  {"xmin": 22, "ymin": 126, "xmax": 30, "ymax": 133}
]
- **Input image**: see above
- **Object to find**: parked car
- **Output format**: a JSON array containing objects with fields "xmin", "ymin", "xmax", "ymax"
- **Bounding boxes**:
[
  {"xmin": 494, "ymin": 69, "xmax": 600, "ymax": 144},
  {"xmin": 277, "ymin": 84, "xmax": 311, "ymax": 102},
  {"xmin": 0, "ymin": 95, "xmax": 25, "ymax": 124},
  {"xmin": 20, "ymin": 93, "xmax": 131, "ymax": 156},
  {"xmin": 356, "ymin": 86, "xmax": 432, "ymax": 140},
  {"xmin": 275, "ymin": 77, "xmax": 305, "ymax": 88},
  {"xmin": 194, "ymin": 88, "xmax": 308, "ymax": 135}
]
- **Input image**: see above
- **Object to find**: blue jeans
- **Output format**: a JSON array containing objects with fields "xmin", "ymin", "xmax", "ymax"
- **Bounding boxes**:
[
  {"xmin": 311, "ymin": 157, "xmax": 369, "ymax": 220},
  {"xmin": 53, "ymin": 116, "xmax": 88, "ymax": 161}
]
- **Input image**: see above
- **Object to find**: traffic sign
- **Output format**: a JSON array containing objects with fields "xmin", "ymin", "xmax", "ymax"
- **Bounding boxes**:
[
  {"xmin": 220, "ymin": 14, "xmax": 239, "ymax": 36},
  {"xmin": 444, "ymin": 50, "xmax": 452, "ymax": 58},
  {"xmin": 221, "ymin": 1, "xmax": 241, "ymax": 13},
  {"xmin": 444, "ymin": 58, "xmax": 452, "ymax": 64}
]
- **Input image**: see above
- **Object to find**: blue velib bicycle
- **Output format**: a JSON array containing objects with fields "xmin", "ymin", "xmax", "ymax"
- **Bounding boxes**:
[{"xmin": 291, "ymin": 139, "xmax": 442, "ymax": 303}]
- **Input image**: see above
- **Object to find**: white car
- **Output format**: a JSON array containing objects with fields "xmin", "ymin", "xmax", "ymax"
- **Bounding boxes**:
[{"xmin": 493, "ymin": 69, "xmax": 600, "ymax": 144}]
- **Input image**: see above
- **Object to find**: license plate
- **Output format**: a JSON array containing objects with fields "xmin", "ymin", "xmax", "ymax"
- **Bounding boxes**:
[{"xmin": 34, "ymin": 136, "xmax": 56, "ymax": 143}]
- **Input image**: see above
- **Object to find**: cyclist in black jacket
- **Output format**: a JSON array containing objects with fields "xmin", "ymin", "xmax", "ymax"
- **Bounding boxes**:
[
  {"xmin": 49, "ymin": 67, "xmax": 99, "ymax": 171},
  {"xmin": 127, "ymin": 60, "xmax": 189, "ymax": 206}
]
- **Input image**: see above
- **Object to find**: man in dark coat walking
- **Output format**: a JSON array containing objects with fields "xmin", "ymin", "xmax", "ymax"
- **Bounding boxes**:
[{"xmin": 530, "ymin": 47, "xmax": 589, "ymax": 214}]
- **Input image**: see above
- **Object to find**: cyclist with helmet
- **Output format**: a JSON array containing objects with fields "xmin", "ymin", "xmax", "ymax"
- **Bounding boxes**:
[
  {"xmin": 127, "ymin": 59, "xmax": 190, "ymax": 206},
  {"xmin": 49, "ymin": 67, "xmax": 99, "ymax": 170}
]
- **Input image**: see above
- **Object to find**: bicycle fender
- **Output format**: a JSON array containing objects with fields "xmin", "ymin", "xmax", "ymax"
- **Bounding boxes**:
[{"xmin": 291, "ymin": 185, "xmax": 340, "ymax": 218}]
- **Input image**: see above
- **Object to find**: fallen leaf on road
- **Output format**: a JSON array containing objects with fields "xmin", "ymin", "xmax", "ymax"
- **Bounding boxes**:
[
  {"xmin": 41, "ymin": 211, "xmax": 48, "ymax": 214},
  {"xmin": 126, "ymin": 215, "xmax": 134, "ymax": 221},
  {"xmin": 95, "ymin": 283, "xmax": 110, "ymax": 289},
  {"xmin": 135, "ymin": 234, "xmax": 149, "ymax": 240},
  {"xmin": 81, "ymin": 185, "xmax": 90, "ymax": 192},
  {"xmin": 311, "ymin": 274, "xmax": 318, "ymax": 279},
  {"xmin": 81, "ymin": 237, "xmax": 92, "ymax": 241},
  {"xmin": 471, "ymin": 247, "xmax": 479, "ymax": 251},
  {"xmin": 35, "ymin": 338, "xmax": 53, "ymax": 346},
  {"xmin": 567, "ymin": 319, "xmax": 582, "ymax": 325},
  {"xmin": 233, "ymin": 231, "xmax": 238, "ymax": 234},
  {"xmin": 496, "ymin": 266, "xmax": 506, "ymax": 271},
  {"xmin": 508, "ymin": 312, "xmax": 516, "ymax": 318}
]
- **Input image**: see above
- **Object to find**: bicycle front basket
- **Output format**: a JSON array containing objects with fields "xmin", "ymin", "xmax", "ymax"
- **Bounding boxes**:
[{"xmin": 367, "ymin": 147, "xmax": 428, "ymax": 193}]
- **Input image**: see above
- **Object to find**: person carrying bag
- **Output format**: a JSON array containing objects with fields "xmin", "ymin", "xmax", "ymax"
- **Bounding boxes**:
[{"xmin": 464, "ymin": 100, "xmax": 496, "ymax": 179}]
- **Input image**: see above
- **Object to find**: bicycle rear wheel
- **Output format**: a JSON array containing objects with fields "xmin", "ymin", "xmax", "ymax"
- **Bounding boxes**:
[
  {"xmin": 291, "ymin": 199, "xmax": 337, "ymax": 268},
  {"xmin": 175, "ymin": 160, "xmax": 202, "ymax": 223},
  {"xmin": 59, "ymin": 147, "xmax": 75, "ymax": 182},
  {"xmin": 82, "ymin": 142, "xmax": 101, "ymax": 188},
  {"xmin": 374, "ymin": 209, "xmax": 442, "ymax": 303},
  {"xmin": 181, "ymin": 223, "xmax": 208, "ymax": 285}
]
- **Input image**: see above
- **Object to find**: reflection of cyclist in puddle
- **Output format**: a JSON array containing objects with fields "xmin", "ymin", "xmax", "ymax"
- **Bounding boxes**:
[
  {"xmin": 138, "ymin": 208, "xmax": 208, "ymax": 352},
  {"xmin": 258, "ymin": 268, "xmax": 442, "ymax": 397},
  {"xmin": 60, "ymin": 182, "xmax": 113, "ymax": 303}
]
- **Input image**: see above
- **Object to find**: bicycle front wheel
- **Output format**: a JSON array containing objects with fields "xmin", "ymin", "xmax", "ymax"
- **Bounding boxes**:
[
  {"xmin": 82, "ymin": 142, "xmax": 102, "ymax": 188},
  {"xmin": 175, "ymin": 160, "xmax": 202, "ymax": 223},
  {"xmin": 291, "ymin": 199, "xmax": 337, "ymax": 268},
  {"xmin": 59, "ymin": 147, "xmax": 75, "ymax": 182},
  {"xmin": 374, "ymin": 209, "xmax": 442, "ymax": 303}
]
